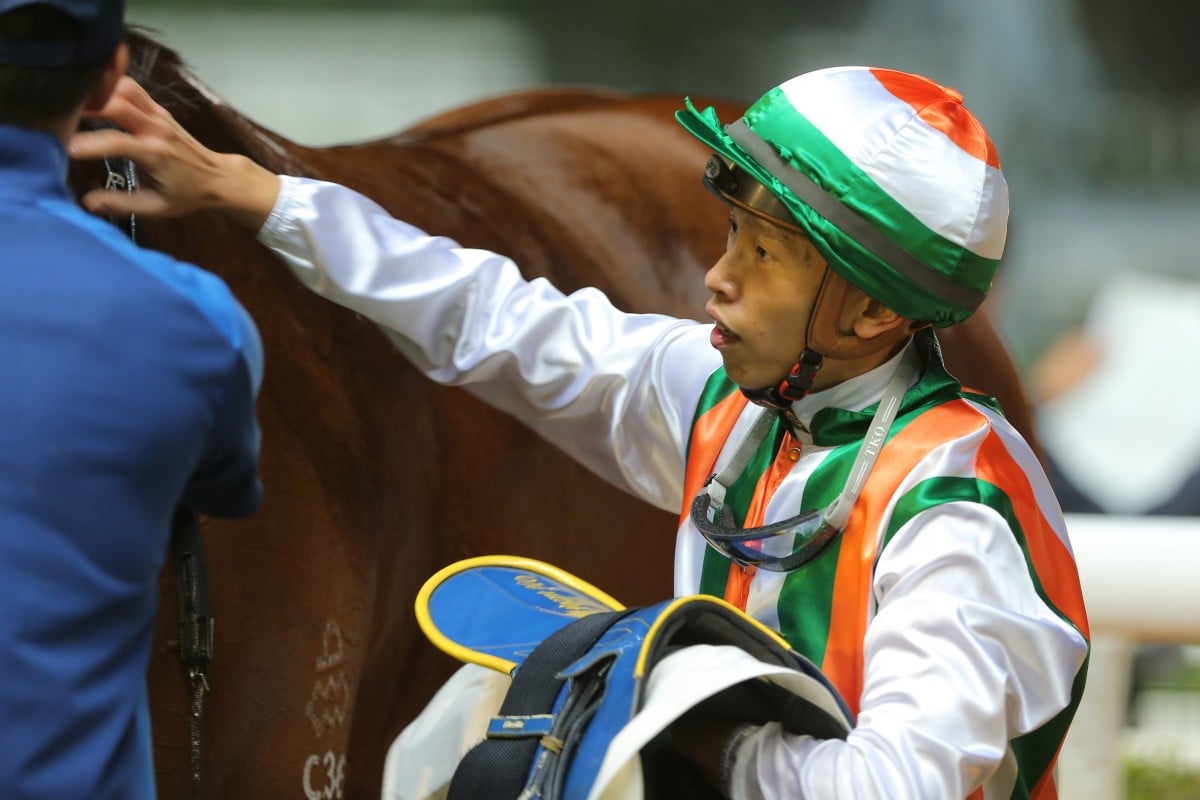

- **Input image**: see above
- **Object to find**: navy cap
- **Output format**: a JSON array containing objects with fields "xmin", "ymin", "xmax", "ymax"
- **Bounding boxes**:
[{"xmin": 0, "ymin": 0, "xmax": 124, "ymax": 67}]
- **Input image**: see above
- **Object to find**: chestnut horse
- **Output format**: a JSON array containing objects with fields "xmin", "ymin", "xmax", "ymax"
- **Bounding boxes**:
[{"xmin": 79, "ymin": 31, "xmax": 1037, "ymax": 800}]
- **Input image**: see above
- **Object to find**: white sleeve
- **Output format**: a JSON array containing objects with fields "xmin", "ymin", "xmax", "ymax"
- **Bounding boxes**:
[
  {"xmin": 729, "ymin": 502, "xmax": 1089, "ymax": 798},
  {"xmin": 256, "ymin": 176, "xmax": 722, "ymax": 511}
]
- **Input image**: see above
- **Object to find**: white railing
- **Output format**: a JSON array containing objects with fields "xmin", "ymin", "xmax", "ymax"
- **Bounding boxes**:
[{"xmin": 1059, "ymin": 513, "xmax": 1200, "ymax": 800}]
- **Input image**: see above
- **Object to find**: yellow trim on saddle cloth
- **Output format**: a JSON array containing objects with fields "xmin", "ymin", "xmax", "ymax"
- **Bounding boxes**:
[
  {"xmin": 414, "ymin": 554, "xmax": 625, "ymax": 675},
  {"xmin": 632, "ymin": 594, "xmax": 794, "ymax": 680}
]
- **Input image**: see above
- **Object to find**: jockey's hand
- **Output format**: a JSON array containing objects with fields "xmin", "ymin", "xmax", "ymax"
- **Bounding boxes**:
[{"xmin": 68, "ymin": 76, "xmax": 280, "ymax": 231}]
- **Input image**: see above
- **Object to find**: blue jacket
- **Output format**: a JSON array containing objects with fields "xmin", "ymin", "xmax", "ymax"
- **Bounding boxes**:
[{"xmin": 0, "ymin": 125, "xmax": 263, "ymax": 799}]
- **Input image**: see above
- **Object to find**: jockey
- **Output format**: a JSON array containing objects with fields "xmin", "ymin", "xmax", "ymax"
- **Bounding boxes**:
[{"xmin": 71, "ymin": 66, "xmax": 1089, "ymax": 798}]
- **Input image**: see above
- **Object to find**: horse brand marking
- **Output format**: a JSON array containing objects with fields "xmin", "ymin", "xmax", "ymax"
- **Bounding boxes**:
[
  {"xmin": 306, "ymin": 620, "xmax": 350, "ymax": 736},
  {"xmin": 306, "ymin": 674, "xmax": 350, "ymax": 737},
  {"xmin": 303, "ymin": 751, "xmax": 345, "ymax": 800},
  {"xmin": 302, "ymin": 621, "xmax": 350, "ymax": 799},
  {"xmin": 314, "ymin": 619, "xmax": 345, "ymax": 672}
]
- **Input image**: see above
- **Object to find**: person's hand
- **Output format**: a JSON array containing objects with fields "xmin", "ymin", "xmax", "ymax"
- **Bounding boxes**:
[{"xmin": 68, "ymin": 76, "xmax": 281, "ymax": 231}]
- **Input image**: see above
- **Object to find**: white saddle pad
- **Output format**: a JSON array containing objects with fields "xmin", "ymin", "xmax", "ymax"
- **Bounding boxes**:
[{"xmin": 380, "ymin": 643, "xmax": 850, "ymax": 800}]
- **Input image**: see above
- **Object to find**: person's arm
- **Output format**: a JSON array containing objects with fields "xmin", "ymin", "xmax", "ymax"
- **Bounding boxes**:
[
  {"xmin": 257, "ymin": 175, "xmax": 714, "ymax": 511},
  {"xmin": 671, "ymin": 504, "xmax": 1087, "ymax": 800},
  {"xmin": 718, "ymin": 500, "xmax": 1088, "ymax": 799},
  {"xmin": 69, "ymin": 76, "xmax": 279, "ymax": 229},
  {"xmin": 69, "ymin": 76, "xmax": 720, "ymax": 511},
  {"xmin": 181, "ymin": 296, "xmax": 264, "ymax": 518}
]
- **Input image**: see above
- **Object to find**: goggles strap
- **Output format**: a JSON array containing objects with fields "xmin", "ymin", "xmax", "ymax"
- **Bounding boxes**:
[
  {"xmin": 822, "ymin": 344, "xmax": 920, "ymax": 529},
  {"xmin": 699, "ymin": 343, "xmax": 921, "ymax": 547},
  {"xmin": 703, "ymin": 409, "xmax": 777, "ymax": 520}
]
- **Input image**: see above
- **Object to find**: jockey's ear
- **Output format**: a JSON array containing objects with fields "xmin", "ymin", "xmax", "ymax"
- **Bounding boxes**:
[
  {"xmin": 807, "ymin": 272, "xmax": 912, "ymax": 360},
  {"xmin": 851, "ymin": 295, "xmax": 912, "ymax": 343}
]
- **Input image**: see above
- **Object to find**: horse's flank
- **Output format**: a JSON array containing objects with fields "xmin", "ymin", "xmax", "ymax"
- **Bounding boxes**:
[{"xmin": 86, "ymin": 30, "xmax": 1039, "ymax": 800}]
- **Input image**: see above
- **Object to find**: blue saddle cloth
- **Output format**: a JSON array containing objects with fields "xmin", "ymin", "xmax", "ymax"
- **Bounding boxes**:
[{"xmin": 416, "ymin": 556, "xmax": 853, "ymax": 800}]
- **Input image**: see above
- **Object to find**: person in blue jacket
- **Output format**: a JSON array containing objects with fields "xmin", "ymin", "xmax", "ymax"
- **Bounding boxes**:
[{"xmin": 0, "ymin": 2, "xmax": 263, "ymax": 797}]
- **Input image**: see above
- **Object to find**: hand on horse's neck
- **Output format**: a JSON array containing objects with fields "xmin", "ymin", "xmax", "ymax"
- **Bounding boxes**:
[
  {"xmin": 213, "ymin": 153, "xmax": 281, "ymax": 232},
  {"xmin": 69, "ymin": 76, "xmax": 281, "ymax": 231}
]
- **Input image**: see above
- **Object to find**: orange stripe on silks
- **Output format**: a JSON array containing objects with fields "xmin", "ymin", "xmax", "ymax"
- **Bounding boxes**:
[
  {"xmin": 723, "ymin": 431, "xmax": 803, "ymax": 609},
  {"xmin": 1029, "ymin": 759, "xmax": 1060, "ymax": 800},
  {"xmin": 966, "ymin": 789, "xmax": 983, "ymax": 800},
  {"xmin": 976, "ymin": 431, "xmax": 1090, "ymax": 638},
  {"xmin": 678, "ymin": 391, "xmax": 754, "ymax": 608},
  {"xmin": 678, "ymin": 391, "xmax": 749, "ymax": 527},
  {"xmin": 869, "ymin": 68, "xmax": 1001, "ymax": 169},
  {"xmin": 822, "ymin": 400, "xmax": 990, "ymax": 713},
  {"xmin": 724, "ymin": 563, "xmax": 756, "ymax": 609}
]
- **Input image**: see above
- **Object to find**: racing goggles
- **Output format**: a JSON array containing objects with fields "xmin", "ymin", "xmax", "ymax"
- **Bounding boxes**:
[{"xmin": 691, "ymin": 347, "xmax": 919, "ymax": 572}]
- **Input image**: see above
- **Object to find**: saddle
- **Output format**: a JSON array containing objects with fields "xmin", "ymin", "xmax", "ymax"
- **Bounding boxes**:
[{"xmin": 415, "ymin": 556, "xmax": 854, "ymax": 800}]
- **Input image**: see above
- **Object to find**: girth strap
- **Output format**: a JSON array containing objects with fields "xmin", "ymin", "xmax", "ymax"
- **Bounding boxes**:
[{"xmin": 448, "ymin": 610, "xmax": 625, "ymax": 800}]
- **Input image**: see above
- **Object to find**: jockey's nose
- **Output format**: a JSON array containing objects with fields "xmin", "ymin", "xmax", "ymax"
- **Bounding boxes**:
[{"xmin": 705, "ymin": 250, "xmax": 740, "ymax": 301}]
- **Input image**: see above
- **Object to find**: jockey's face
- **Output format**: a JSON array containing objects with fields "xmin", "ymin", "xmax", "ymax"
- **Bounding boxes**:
[{"xmin": 703, "ymin": 207, "xmax": 827, "ymax": 391}]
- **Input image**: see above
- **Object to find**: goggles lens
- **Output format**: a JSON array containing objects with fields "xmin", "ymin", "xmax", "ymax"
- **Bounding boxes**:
[
  {"xmin": 690, "ymin": 345, "xmax": 921, "ymax": 573},
  {"xmin": 690, "ymin": 486, "xmax": 839, "ymax": 572}
]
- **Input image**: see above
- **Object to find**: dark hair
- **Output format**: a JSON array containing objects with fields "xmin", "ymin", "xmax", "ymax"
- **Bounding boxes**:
[{"xmin": 0, "ymin": 6, "xmax": 111, "ymax": 126}]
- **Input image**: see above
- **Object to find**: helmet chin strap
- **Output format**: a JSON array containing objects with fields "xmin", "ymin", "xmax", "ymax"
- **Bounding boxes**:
[
  {"xmin": 740, "ymin": 268, "xmax": 905, "ymax": 411},
  {"xmin": 739, "ymin": 346, "xmax": 824, "ymax": 410}
]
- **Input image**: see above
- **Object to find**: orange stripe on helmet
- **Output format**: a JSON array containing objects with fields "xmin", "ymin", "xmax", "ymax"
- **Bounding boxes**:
[{"xmin": 869, "ymin": 67, "xmax": 1001, "ymax": 169}]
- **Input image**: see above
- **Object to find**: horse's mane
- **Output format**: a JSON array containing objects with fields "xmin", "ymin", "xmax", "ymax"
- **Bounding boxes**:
[{"xmin": 124, "ymin": 27, "xmax": 188, "ymax": 107}]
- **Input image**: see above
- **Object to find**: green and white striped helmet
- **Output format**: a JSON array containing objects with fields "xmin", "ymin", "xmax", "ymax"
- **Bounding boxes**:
[{"xmin": 676, "ymin": 66, "xmax": 1009, "ymax": 327}]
